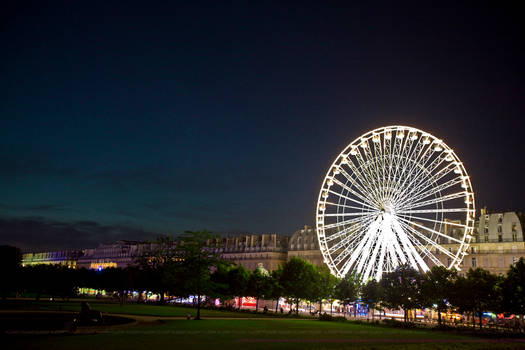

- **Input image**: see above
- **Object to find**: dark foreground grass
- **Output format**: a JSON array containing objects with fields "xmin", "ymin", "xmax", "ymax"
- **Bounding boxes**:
[
  {"xmin": 2, "ymin": 299, "xmax": 285, "ymax": 318},
  {"xmin": 4, "ymin": 319, "xmax": 525, "ymax": 350}
]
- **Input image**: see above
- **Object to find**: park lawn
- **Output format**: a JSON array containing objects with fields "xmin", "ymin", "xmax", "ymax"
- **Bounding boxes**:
[
  {"xmin": 3, "ymin": 299, "xmax": 289, "ymax": 318},
  {"xmin": 5, "ymin": 319, "xmax": 525, "ymax": 350}
]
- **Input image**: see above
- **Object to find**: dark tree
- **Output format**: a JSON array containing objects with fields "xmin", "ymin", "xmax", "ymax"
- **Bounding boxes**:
[
  {"xmin": 278, "ymin": 257, "xmax": 317, "ymax": 315},
  {"xmin": 450, "ymin": 267, "xmax": 499, "ymax": 329},
  {"xmin": 0, "ymin": 245, "xmax": 22, "ymax": 301},
  {"xmin": 380, "ymin": 264, "xmax": 423, "ymax": 323},
  {"xmin": 176, "ymin": 230, "xmax": 224, "ymax": 320},
  {"xmin": 361, "ymin": 279, "xmax": 382, "ymax": 320},
  {"xmin": 334, "ymin": 273, "xmax": 361, "ymax": 317},
  {"xmin": 312, "ymin": 264, "xmax": 339, "ymax": 314},
  {"xmin": 421, "ymin": 265, "xmax": 458, "ymax": 325},
  {"xmin": 227, "ymin": 264, "xmax": 250, "ymax": 309},
  {"xmin": 135, "ymin": 235, "xmax": 178, "ymax": 302},
  {"xmin": 269, "ymin": 268, "xmax": 284, "ymax": 313},
  {"xmin": 499, "ymin": 258, "xmax": 525, "ymax": 323},
  {"xmin": 247, "ymin": 266, "xmax": 272, "ymax": 312}
]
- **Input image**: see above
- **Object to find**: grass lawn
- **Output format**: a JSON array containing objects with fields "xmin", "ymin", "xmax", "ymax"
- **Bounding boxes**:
[
  {"xmin": 2, "ymin": 299, "xmax": 287, "ymax": 318},
  {"xmin": 4, "ymin": 318, "xmax": 525, "ymax": 350}
]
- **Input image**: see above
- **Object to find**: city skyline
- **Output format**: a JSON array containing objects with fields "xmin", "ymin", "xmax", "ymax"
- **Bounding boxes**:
[{"xmin": 2, "ymin": 2, "xmax": 524, "ymax": 251}]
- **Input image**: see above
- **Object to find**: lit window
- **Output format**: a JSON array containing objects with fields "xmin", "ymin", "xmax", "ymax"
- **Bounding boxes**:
[{"xmin": 471, "ymin": 258, "xmax": 477, "ymax": 267}]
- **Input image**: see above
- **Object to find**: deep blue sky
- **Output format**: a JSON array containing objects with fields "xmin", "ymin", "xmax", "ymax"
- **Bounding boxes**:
[{"xmin": 1, "ymin": 2, "xmax": 524, "ymax": 251}]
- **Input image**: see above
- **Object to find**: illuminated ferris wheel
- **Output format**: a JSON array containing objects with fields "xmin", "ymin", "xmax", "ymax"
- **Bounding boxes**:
[{"xmin": 316, "ymin": 126, "xmax": 475, "ymax": 281}]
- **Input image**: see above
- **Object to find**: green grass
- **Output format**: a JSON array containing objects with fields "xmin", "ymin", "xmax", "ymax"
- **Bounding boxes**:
[
  {"xmin": 4, "ymin": 318, "xmax": 525, "ymax": 350},
  {"xmin": 1, "ymin": 299, "xmax": 295, "ymax": 318},
  {"xmin": 3, "ymin": 301, "xmax": 525, "ymax": 349}
]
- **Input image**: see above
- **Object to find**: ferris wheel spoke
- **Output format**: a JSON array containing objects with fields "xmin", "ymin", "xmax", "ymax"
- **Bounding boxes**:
[
  {"xmin": 341, "ymin": 158, "xmax": 382, "ymax": 205},
  {"xmin": 396, "ymin": 219, "xmax": 456, "ymax": 260},
  {"xmin": 396, "ymin": 162, "xmax": 458, "ymax": 206},
  {"xmin": 362, "ymin": 229, "xmax": 385, "ymax": 281},
  {"xmin": 325, "ymin": 201, "xmax": 377, "ymax": 213},
  {"xmin": 324, "ymin": 215, "xmax": 376, "ymax": 243},
  {"xmin": 323, "ymin": 214, "xmax": 374, "ymax": 230},
  {"xmin": 337, "ymin": 166, "xmax": 376, "ymax": 204},
  {"xmin": 397, "ymin": 213, "xmax": 469, "ymax": 230},
  {"xmin": 397, "ymin": 176, "xmax": 463, "ymax": 209},
  {"xmin": 331, "ymin": 176, "xmax": 380, "ymax": 208},
  {"xmin": 397, "ymin": 208, "xmax": 469, "ymax": 214},
  {"xmin": 327, "ymin": 189, "xmax": 378, "ymax": 211},
  {"xmin": 353, "ymin": 144, "xmax": 386, "ymax": 201},
  {"xmin": 362, "ymin": 138, "xmax": 385, "ymax": 199},
  {"xmin": 339, "ymin": 216, "xmax": 382, "ymax": 277},
  {"xmin": 398, "ymin": 221, "xmax": 445, "ymax": 266},
  {"xmin": 391, "ymin": 217, "xmax": 430, "ymax": 272},
  {"xmin": 374, "ymin": 230, "xmax": 388, "ymax": 280},
  {"xmin": 401, "ymin": 152, "xmax": 448, "ymax": 198},
  {"xmin": 399, "ymin": 191, "xmax": 468, "ymax": 211},
  {"xmin": 396, "ymin": 216, "xmax": 463, "ymax": 244},
  {"xmin": 371, "ymin": 134, "xmax": 386, "ymax": 200},
  {"xmin": 324, "ymin": 212, "xmax": 375, "ymax": 217},
  {"xmin": 354, "ymin": 223, "xmax": 382, "ymax": 278}
]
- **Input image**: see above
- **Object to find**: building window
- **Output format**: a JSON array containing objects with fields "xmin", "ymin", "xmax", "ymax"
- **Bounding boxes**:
[
  {"xmin": 484, "ymin": 227, "xmax": 488, "ymax": 234},
  {"xmin": 497, "ymin": 225, "xmax": 502, "ymax": 233},
  {"xmin": 484, "ymin": 235, "xmax": 489, "ymax": 242},
  {"xmin": 471, "ymin": 258, "xmax": 477, "ymax": 267},
  {"xmin": 471, "ymin": 246, "xmax": 476, "ymax": 254},
  {"xmin": 498, "ymin": 235, "xmax": 503, "ymax": 242},
  {"xmin": 447, "ymin": 258, "xmax": 452, "ymax": 266}
]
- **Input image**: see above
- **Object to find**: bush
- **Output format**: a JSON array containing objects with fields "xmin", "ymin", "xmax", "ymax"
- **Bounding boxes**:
[{"xmin": 319, "ymin": 312, "xmax": 333, "ymax": 321}]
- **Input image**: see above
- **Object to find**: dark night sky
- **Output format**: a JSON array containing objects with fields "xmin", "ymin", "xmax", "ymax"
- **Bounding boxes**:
[{"xmin": 1, "ymin": 2, "xmax": 524, "ymax": 252}]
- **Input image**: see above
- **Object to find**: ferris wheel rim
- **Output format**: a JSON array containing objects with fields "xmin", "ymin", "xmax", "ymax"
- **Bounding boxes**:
[{"xmin": 316, "ymin": 125, "xmax": 475, "ymax": 281}]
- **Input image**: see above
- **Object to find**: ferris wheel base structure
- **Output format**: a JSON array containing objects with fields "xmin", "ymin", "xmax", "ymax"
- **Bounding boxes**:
[{"xmin": 316, "ymin": 126, "xmax": 475, "ymax": 281}]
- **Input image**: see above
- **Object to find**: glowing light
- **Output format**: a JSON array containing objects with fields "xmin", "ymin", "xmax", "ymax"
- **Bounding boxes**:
[
  {"xmin": 372, "ymin": 134, "xmax": 380, "ymax": 143},
  {"xmin": 396, "ymin": 130, "xmax": 405, "ymax": 139}
]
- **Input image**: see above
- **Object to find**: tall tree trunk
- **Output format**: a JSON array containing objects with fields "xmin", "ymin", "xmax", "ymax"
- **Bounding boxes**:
[
  {"xmin": 319, "ymin": 300, "xmax": 322, "ymax": 314},
  {"xmin": 296, "ymin": 299, "xmax": 299, "ymax": 315},
  {"xmin": 437, "ymin": 307, "xmax": 442, "ymax": 325},
  {"xmin": 331, "ymin": 301, "xmax": 333, "ymax": 315},
  {"xmin": 255, "ymin": 297, "xmax": 259, "ymax": 313},
  {"xmin": 479, "ymin": 309, "xmax": 483, "ymax": 330},
  {"xmin": 404, "ymin": 308, "xmax": 408, "ymax": 323},
  {"xmin": 196, "ymin": 295, "xmax": 201, "ymax": 320},
  {"xmin": 275, "ymin": 299, "xmax": 279, "ymax": 313}
]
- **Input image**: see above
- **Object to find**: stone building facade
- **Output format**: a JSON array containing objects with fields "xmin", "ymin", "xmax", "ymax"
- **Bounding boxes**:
[
  {"xmin": 287, "ymin": 225, "xmax": 323, "ymax": 267},
  {"xmin": 438, "ymin": 210, "xmax": 525, "ymax": 275}
]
